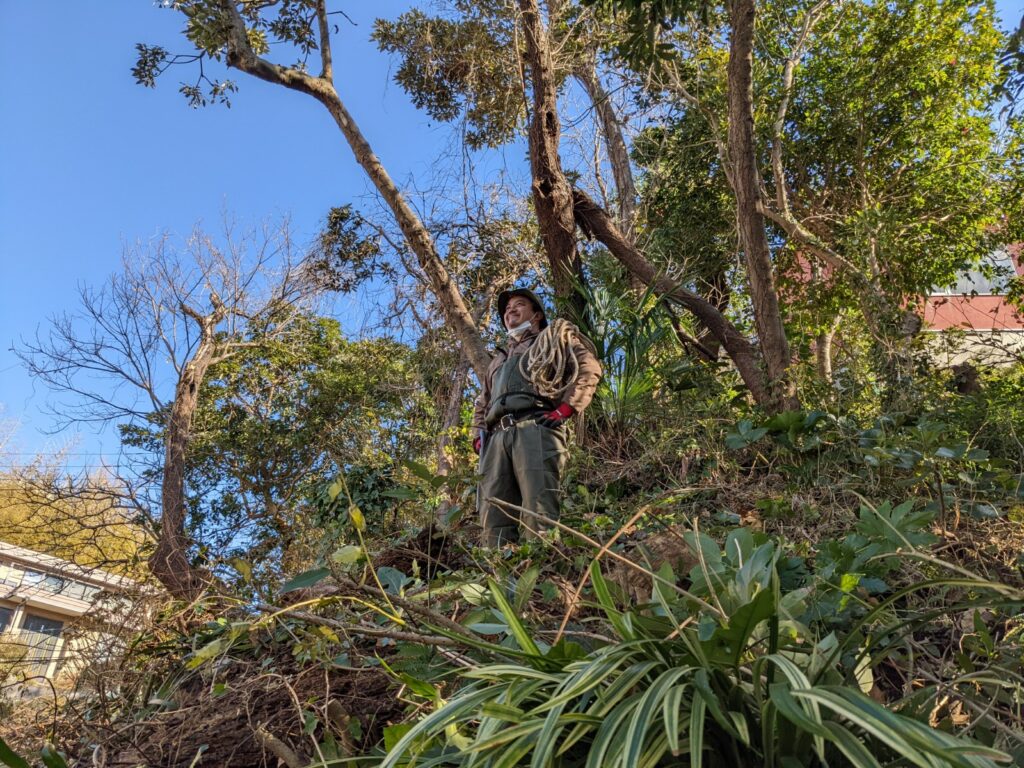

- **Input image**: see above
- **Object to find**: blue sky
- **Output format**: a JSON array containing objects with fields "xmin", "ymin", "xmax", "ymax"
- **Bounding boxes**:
[
  {"xmin": 1, "ymin": 0, "xmax": 1023, "ymax": 468},
  {"xmin": 0, "ymin": 0, "xmax": 450, "ymax": 466}
]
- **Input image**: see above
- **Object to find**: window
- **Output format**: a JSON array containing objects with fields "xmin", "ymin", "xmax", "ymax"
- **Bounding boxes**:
[
  {"xmin": 22, "ymin": 570, "xmax": 67, "ymax": 594},
  {"xmin": 65, "ymin": 581, "xmax": 100, "ymax": 602},
  {"xmin": 18, "ymin": 614, "xmax": 64, "ymax": 678},
  {"xmin": 0, "ymin": 562, "xmax": 22, "ymax": 588},
  {"xmin": 932, "ymin": 250, "xmax": 1016, "ymax": 296},
  {"xmin": 21, "ymin": 614, "xmax": 63, "ymax": 637},
  {"xmin": 41, "ymin": 575, "xmax": 66, "ymax": 593},
  {"xmin": 0, "ymin": 606, "xmax": 12, "ymax": 633}
]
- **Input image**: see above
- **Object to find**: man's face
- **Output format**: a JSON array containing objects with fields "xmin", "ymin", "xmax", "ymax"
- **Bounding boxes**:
[{"xmin": 504, "ymin": 296, "xmax": 538, "ymax": 330}]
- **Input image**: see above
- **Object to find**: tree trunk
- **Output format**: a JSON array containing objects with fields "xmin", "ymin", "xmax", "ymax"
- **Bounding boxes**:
[
  {"xmin": 313, "ymin": 92, "xmax": 493, "ymax": 377},
  {"xmin": 572, "ymin": 62, "xmax": 637, "ymax": 234},
  {"xmin": 217, "ymin": 0, "xmax": 492, "ymax": 380},
  {"xmin": 518, "ymin": 0, "xmax": 585, "ymax": 316},
  {"xmin": 149, "ymin": 314, "xmax": 222, "ymax": 601},
  {"xmin": 815, "ymin": 323, "xmax": 836, "ymax": 384},
  {"xmin": 726, "ymin": 0, "xmax": 794, "ymax": 409},
  {"xmin": 434, "ymin": 354, "xmax": 471, "ymax": 525},
  {"xmin": 573, "ymin": 189, "xmax": 772, "ymax": 405},
  {"xmin": 696, "ymin": 267, "xmax": 731, "ymax": 359}
]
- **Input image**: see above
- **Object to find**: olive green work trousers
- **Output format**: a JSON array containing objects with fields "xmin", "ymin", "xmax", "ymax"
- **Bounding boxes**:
[{"xmin": 477, "ymin": 419, "xmax": 569, "ymax": 547}]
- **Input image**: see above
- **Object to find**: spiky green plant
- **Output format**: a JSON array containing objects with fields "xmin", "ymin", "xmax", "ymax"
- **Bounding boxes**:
[{"xmin": 377, "ymin": 534, "xmax": 1013, "ymax": 768}]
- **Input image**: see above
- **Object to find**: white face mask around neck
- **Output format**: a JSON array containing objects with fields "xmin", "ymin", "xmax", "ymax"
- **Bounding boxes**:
[
  {"xmin": 507, "ymin": 312, "xmax": 537, "ymax": 340},
  {"xmin": 508, "ymin": 320, "xmax": 533, "ymax": 340}
]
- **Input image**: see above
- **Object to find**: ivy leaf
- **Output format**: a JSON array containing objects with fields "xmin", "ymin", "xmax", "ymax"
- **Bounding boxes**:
[{"xmin": 377, "ymin": 566, "xmax": 412, "ymax": 594}]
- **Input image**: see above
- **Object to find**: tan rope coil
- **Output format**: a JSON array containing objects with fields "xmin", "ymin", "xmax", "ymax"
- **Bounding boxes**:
[{"xmin": 519, "ymin": 319, "xmax": 597, "ymax": 400}]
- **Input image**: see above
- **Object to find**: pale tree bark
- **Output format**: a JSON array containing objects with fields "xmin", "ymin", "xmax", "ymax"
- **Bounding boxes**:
[
  {"xmin": 217, "ymin": 0, "xmax": 492, "ymax": 380},
  {"xmin": 572, "ymin": 60, "xmax": 638, "ymax": 234},
  {"xmin": 433, "ymin": 295, "xmax": 493, "ymax": 524},
  {"xmin": 517, "ymin": 0, "xmax": 585, "ymax": 314},
  {"xmin": 150, "ymin": 302, "xmax": 225, "ymax": 601},
  {"xmin": 573, "ymin": 189, "xmax": 772, "ymax": 404},
  {"xmin": 815, "ymin": 316, "xmax": 840, "ymax": 384},
  {"xmin": 726, "ymin": 0, "xmax": 795, "ymax": 409}
]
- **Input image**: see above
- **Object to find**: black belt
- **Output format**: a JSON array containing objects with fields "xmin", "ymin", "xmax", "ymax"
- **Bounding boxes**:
[{"xmin": 490, "ymin": 409, "xmax": 547, "ymax": 432}]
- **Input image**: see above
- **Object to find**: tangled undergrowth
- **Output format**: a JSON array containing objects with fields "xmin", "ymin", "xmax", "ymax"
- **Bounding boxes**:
[{"xmin": 4, "ymin": 396, "xmax": 1024, "ymax": 767}]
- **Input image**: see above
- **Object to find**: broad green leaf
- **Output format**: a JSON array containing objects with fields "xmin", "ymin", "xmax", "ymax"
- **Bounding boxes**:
[
  {"xmin": 467, "ymin": 622, "xmax": 508, "ymax": 635},
  {"xmin": 186, "ymin": 637, "xmax": 226, "ymax": 670},
  {"xmin": 724, "ymin": 527, "xmax": 755, "ymax": 565},
  {"xmin": 0, "ymin": 736, "xmax": 31, "ymax": 768},
  {"xmin": 278, "ymin": 567, "xmax": 330, "ymax": 594},
  {"xmin": 459, "ymin": 583, "xmax": 488, "ymax": 605},
  {"xmin": 717, "ymin": 588, "xmax": 775, "ymax": 666},
  {"xmin": 377, "ymin": 566, "xmax": 411, "ymax": 594},
  {"xmin": 404, "ymin": 459, "xmax": 438, "ymax": 483},
  {"xmin": 400, "ymin": 672, "xmax": 439, "ymax": 702},
  {"xmin": 330, "ymin": 545, "xmax": 363, "ymax": 565},
  {"xmin": 514, "ymin": 565, "xmax": 541, "ymax": 613},
  {"xmin": 382, "ymin": 723, "xmax": 413, "ymax": 753},
  {"xmin": 39, "ymin": 746, "xmax": 68, "ymax": 768},
  {"xmin": 382, "ymin": 486, "xmax": 418, "ymax": 500}
]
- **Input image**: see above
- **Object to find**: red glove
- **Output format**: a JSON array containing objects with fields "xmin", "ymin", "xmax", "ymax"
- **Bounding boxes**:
[
  {"xmin": 537, "ymin": 403, "xmax": 574, "ymax": 428},
  {"xmin": 473, "ymin": 436, "xmax": 482, "ymax": 454}
]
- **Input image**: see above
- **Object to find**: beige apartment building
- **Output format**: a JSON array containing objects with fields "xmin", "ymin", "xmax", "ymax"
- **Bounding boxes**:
[{"xmin": 0, "ymin": 541, "xmax": 136, "ymax": 681}]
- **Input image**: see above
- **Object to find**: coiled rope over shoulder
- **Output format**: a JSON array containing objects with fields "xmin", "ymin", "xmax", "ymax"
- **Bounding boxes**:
[{"xmin": 519, "ymin": 319, "xmax": 597, "ymax": 400}]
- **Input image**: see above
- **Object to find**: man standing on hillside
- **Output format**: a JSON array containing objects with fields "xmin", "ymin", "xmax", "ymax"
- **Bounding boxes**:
[{"xmin": 472, "ymin": 288, "xmax": 602, "ymax": 546}]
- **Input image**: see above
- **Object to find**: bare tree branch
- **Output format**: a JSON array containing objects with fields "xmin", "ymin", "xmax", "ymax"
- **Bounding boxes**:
[{"xmin": 215, "ymin": 0, "xmax": 492, "ymax": 378}]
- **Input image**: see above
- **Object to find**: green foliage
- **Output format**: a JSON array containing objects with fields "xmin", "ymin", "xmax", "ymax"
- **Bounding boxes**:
[
  {"xmin": 372, "ymin": 2, "xmax": 523, "ymax": 149},
  {"xmin": 120, "ymin": 314, "xmax": 422, "ymax": 578},
  {"xmin": 723, "ymin": 407, "xmax": 1022, "ymax": 525},
  {"xmin": 72, "ymin": 3, "xmax": 1024, "ymax": 765},
  {"xmin": 632, "ymin": 107, "xmax": 734, "ymax": 301},
  {"xmin": 0, "ymin": 736, "xmax": 31, "ymax": 768},
  {"xmin": 0, "ymin": 737, "xmax": 67, "ymax": 768},
  {"xmin": 581, "ymin": 0, "xmax": 714, "ymax": 65},
  {"xmin": 134, "ymin": 0, "xmax": 321, "ymax": 106},
  {"xmin": 777, "ymin": 0, "xmax": 1012, "ymax": 303},
  {"xmin": 382, "ymin": 533, "xmax": 1014, "ymax": 768},
  {"xmin": 1001, "ymin": 12, "xmax": 1024, "ymax": 109},
  {"xmin": 308, "ymin": 205, "xmax": 391, "ymax": 294},
  {"xmin": 586, "ymin": 284, "xmax": 673, "ymax": 432}
]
